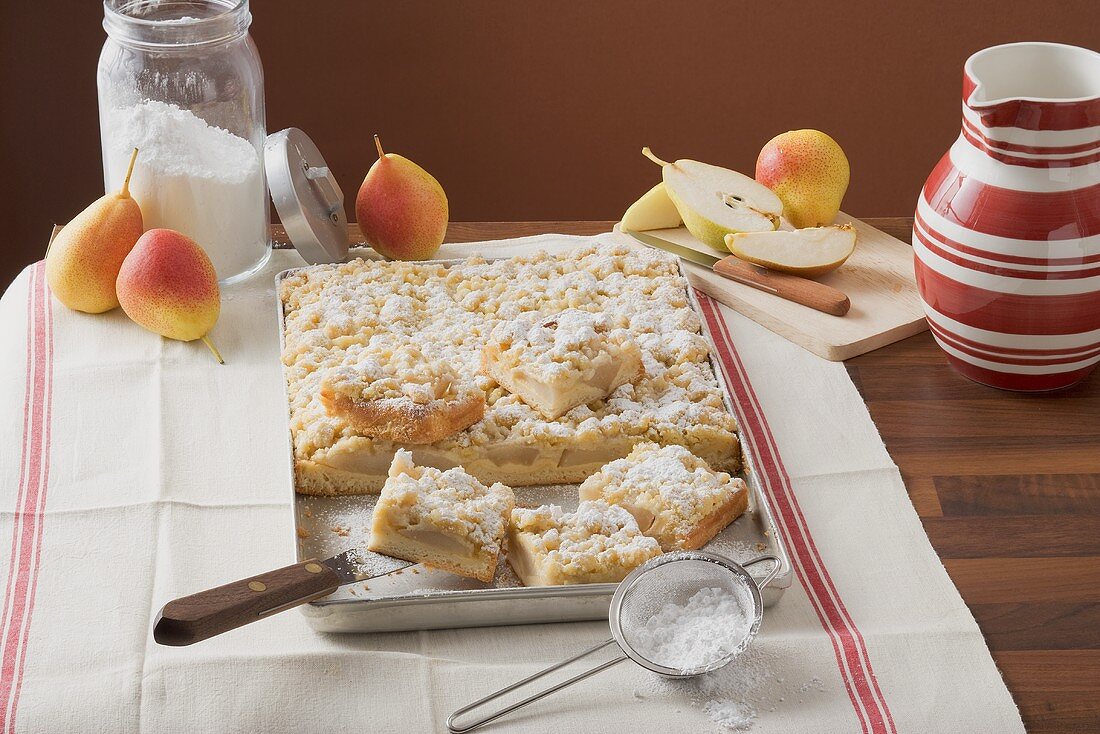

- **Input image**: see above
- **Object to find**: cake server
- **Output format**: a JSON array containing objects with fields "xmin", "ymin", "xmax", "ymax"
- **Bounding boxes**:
[
  {"xmin": 153, "ymin": 549, "xmax": 414, "ymax": 646},
  {"xmin": 624, "ymin": 229, "xmax": 851, "ymax": 316}
]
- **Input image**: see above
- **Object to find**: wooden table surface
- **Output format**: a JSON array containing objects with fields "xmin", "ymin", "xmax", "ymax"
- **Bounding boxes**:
[{"xmin": 289, "ymin": 218, "xmax": 1095, "ymax": 734}]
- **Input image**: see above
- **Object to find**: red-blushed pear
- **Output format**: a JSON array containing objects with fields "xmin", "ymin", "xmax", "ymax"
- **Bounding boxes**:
[
  {"xmin": 116, "ymin": 228, "xmax": 224, "ymax": 364},
  {"xmin": 355, "ymin": 134, "xmax": 448, "ymax": 261},
  {"xmin": 46, "ymin": 147, "xmax": 143, "ymax": 313},
  {"xmin": 755, "ymin": 130, "xmax": 850, "ymax": 228}
]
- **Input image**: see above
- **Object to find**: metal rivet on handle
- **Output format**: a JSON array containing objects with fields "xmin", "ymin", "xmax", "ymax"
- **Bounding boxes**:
[
  {"xmin": 248, "ymin": 581, "xmax": 267, "ymax": 592},
  {"xmin": 304, "ymin": 563, "xmax": 323, "ymax": 574}
]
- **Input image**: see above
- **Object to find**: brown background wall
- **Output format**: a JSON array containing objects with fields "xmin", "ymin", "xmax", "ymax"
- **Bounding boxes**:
[{"xmin": 2, "ymin": 1, "xmax": 1098, "ymax": 287}]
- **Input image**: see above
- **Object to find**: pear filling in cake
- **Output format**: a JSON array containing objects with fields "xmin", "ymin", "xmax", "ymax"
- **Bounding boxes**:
[
  {"xmin": 482, "ymin": 309, "xmax": 644, "ymax": 420},
  {"xmin": 578, "ymin": 442, "xmax": 748, "ymax": 551},
  {"xmin": 507, "ymin": 500, "xmax": 663, "ymax": 586},
  {"xmin": 320, "ymin": 345, "xmax": 486, "ymax": 444},
  {"xmin": 368, "ymin": 450, "xmax": 515, "ymax": 582}
]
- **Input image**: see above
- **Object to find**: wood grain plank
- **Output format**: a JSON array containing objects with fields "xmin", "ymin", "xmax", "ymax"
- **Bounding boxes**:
[
  {"xmin": 874, "ymin": 435, "xmax": 1100, "ymax": 476},
  {"xmin": 970, "ymin": 602, "xmax": 1100, "ymax": 650},
  {"xmin": 945, "ymin": 558, "xmax": 1100, "ymax": 603},
  {"xmin": 867, "ymin": 399, "xmax": 1100, "ymax": 439},
  {"xmin": 995, "ymin": 650, "xmax": 1100, "ymax": 692},
  {"xmin": 935, "ymin": 475, "xmax": 1100, "ymax": 516},
  {"xmin": 1011, "ymin": 690, "xmax": 1100, "ymax": 734},
  {"xmin": 902, "ymin": 473, "xmax": 943, "ymax": 517},
  {"xmin": 924, "ymin": 516, "xmax": 1100, "ymax": 558},
  {"xmin": 850, "ymin": 361, "xmax": 1098, "ymax": 401},
  {"xmin": 844, "ymin": 330, "xmax": 947, "ymax": 367}
]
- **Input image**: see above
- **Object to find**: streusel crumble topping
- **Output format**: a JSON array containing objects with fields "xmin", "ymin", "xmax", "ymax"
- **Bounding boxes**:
[
  {"xmin": 510, "ymin": 500, "xmax": 662, "ymax": 578},
  {"xmin": 279, "ymin": 244, "xmax": 738, "ymax": 485}
]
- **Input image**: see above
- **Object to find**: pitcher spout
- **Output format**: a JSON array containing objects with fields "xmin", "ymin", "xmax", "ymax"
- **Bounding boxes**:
[{"xmin": 963, "ymin": 42, "xmax": 1100, "ymax": 129}]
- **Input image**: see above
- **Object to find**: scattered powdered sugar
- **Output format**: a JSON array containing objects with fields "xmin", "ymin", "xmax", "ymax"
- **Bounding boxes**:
[
  {"xmin": 630, "ymin": 586, "xmax": 755, "ymax": 672},
  {"xmin": 703, "ymin": 700, "xmax": 756, "ymax": 731},
  {"xmin": 631, "ymin": 641, "xmax": 831, "ymax": 732}
]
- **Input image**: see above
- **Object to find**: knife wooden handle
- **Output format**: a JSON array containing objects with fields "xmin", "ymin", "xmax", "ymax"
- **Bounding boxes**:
[
  {"xmin": 713, "ymin": 257, "xmax": 851, "ymax": 316},
  {"xmin": 153, "ymin": 559, "xmax": 342, "ymax": 646}
]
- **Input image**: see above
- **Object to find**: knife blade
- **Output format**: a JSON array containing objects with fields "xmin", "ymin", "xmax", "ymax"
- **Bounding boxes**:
[
  {"xmin": 624, "ymin": 229, "xmax": 851, "ymax": 317},
  {"xmin": 153, "ymin": 549, "xmax": 415, "ymax": 646}
]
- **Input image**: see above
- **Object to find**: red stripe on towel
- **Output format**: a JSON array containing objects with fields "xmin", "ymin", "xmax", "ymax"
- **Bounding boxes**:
[
  {"xmin": 698, "ymin": 292, "xmax": 897, "ymax": 734},
  {"xmin": 1, "ymin": 263, "xmax": 54, "ymax": 733}
]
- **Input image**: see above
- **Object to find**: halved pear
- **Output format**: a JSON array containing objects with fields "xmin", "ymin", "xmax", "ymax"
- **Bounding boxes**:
[
  {"xmin": 622, "ymin": 183, "xmax": 682, "ymax": 231},
  {"xmin": 724, "ymin": 224, "xmax": 857, "ymax": 278},
  {"xmin": 642, "ymin": 147, "xmax": 782, "ymax": 250}
]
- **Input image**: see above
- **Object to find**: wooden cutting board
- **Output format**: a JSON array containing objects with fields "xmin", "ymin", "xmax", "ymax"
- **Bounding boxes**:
[{"xmin": 610, "ymin": 213, "xmax": 927, "ymax": 361}]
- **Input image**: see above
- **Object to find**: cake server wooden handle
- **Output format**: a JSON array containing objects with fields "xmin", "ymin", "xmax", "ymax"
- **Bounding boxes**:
[
  {"xmin": 713, "ymin": 257, "xmax": 851, "ymax": 316},
  {"xmin": 152, "ymin": 559, "xmax": 343, "ymax": 646}
]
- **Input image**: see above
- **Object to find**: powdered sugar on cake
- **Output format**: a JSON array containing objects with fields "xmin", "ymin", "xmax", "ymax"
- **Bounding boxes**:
[
  {"xmin": 509, "ymin": 500, "xmax": 662, "ymax": 583},
  {"xmin": 381, "ymin": 449, "xmax": 512, "ymax": 551},
  {"xmin": 278, "ymin": 244, "xmax": 740, "ymax": 492},
  {"xmin": 486, "ymin": 309, "xmax": 638, "ymax": 384},
  {"xmin": 579, "ymin": 442, "xmax": 748, "ymax": 549}
]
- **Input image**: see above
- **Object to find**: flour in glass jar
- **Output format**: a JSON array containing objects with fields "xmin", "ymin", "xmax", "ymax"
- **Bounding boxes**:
[{"xmin": 103, "ymin": 99, "xmax": 268, "ymax": 282}]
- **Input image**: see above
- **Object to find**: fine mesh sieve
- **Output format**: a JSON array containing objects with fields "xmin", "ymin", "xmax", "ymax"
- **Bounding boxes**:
[{"xmin": 447, "ymin": 552, "xmax": 781, "ymax": 733}]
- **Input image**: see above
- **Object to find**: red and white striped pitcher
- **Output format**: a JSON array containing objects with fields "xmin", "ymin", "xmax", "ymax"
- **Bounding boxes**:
[{"xmin": 914, "ymin": 42, "xmax": 1100, "ymax": 391}]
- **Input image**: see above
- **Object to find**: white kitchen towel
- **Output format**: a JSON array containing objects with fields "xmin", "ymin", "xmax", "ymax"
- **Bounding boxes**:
[{"xmin": 0, "ymin": 236, "xmax": 1023, "ymax": 734}]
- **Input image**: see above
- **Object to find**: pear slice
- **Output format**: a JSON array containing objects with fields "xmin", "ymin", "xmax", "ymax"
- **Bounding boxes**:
[
  {"xmin": 642, "ymin": 147, "xmax": 782, "ymax": 250},
  {"xmin": 622, "ymin": 183, "xmax": 682, "ymax": 231},
  {"xmin": 724, "ymin": 224, "xmax": 857, "ymax": 278}
]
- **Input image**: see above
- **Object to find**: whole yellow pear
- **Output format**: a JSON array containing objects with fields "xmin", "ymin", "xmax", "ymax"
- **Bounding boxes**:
[
  {"xmin": 755, "ymin": 130, "xmax": 850, "ymax": 228},
  {"xmin": 46, "ymin": 148, "xmax": 143, "ymax": 313},
  {"xmin": 116, "ymin": 228, "xmax": 224, "ymax": 364},
  {"xmin": 355, "ymin": 135, "xmax": 448, "ymax": 260}
]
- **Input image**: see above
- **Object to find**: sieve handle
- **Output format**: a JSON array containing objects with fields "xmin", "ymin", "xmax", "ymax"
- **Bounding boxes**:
[
  {"xmin": 447, "ymin": 638, "xmax": 627, "ymax": 733},
  {"xmin": 743, "ymin": 554, "xmax": 783, "ymax": 589}
]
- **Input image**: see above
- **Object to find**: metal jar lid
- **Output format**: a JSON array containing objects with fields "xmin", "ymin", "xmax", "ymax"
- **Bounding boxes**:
[{"xmin": 264, "ymin": 128, "xmax": 349, "ymax": 264}]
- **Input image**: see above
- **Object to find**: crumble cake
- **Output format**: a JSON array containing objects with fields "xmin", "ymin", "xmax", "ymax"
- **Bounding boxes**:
[
  {"xmin": 577, "ymin": 442, "xmax": 748, "ymax": 551},
  {"xmin": 482, "ymin": 309, "xmax": 644, "ymax": 420},
  {"xmin": 367, "ymin": 450, "xmax": 514, "ymax": 583},
  {"xmin": 279, "ymin": 243, "xmax": 740, "ymax": 495},
  {"xmin": 507, "ymin": 500, "xmax": 663, "ymax": 586},
  {"xmin": 319, "ymin": 344, "xmax": 485, "ymax": 444}
]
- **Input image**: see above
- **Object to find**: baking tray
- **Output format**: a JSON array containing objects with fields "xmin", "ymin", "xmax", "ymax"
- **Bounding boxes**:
[{"xmin": 277, "ymin": 253, "xmax": 793, "ymax": 633}]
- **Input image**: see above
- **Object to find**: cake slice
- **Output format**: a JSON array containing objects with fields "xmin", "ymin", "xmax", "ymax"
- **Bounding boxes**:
[
  {"xmin": 578, "ymin": 442, "xmax": 748, "ymax": 551},
  {"xmin": 368, "ymin": 450, "xmax": 514, "ymax": 582},
  {"xmin": 320, "ymin": 345, "xmax": 485, "ymax": 444},
  {"xmin": 507, "ymin": 500, "xmax": 662, "ymax": 586},
  {"xmin": 482, "ymin": 309, "xmax": 643, "ymax": 420}
]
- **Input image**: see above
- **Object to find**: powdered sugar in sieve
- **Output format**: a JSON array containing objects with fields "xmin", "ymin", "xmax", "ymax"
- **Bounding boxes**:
[{"xmin": 448, "ymin": 551, "xmax": 781, "ymax": 732}]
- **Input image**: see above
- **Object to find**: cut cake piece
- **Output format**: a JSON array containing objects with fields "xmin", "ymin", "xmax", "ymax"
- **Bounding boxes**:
[
  {"xmin": 320, "ymin": 345, "xmax": 485, "ymax": 444},
  {"xmin": 482, "ymin": 309, "xmax": 643, "ymax": 420},
  {"xmin": 368, "ymin": 449, "xmax": 514, "ymax": 582},
  {"xmin": 507, "ymin": 500, "xmax": 662, "ymax": 586},
  {"xmin": 578, "ymin": 442, "xmax": 748, "ymax": 551}
]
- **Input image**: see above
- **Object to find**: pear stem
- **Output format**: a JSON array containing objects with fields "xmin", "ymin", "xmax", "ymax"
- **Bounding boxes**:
[
  {"xmin": 641, "ymin": 147, "xmax": 670, "ymax": 167},
  {"xmin": 120, "ymin": 147, "xmax": 139, "ymax": 198},
  {"xmin": 374, "ymin": 134, "xmax": 385, "ymax": 159},
  {"xmin": 201, "ymin": 334, "xmax": 225, "ymax": 365}
]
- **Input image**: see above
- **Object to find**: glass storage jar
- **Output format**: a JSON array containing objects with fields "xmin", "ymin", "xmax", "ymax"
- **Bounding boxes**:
[{"xmin": 98, "ymin": 0, "xmax": 270, "ymax": 284}]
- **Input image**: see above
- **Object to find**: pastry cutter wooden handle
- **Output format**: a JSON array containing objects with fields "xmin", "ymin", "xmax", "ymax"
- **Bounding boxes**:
[
  {"xmin": 152, "ymin": 549, "xmax": 413, "ymax": 646},
  {"xmin": 625, "ymin": 230, "xmax": 851, "ymax": 317}
]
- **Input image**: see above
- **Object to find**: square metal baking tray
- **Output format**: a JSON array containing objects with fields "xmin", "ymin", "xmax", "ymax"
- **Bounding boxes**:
[{"xmin": 277, "ymin": 253, "xmax": 792, "ymax": 633}]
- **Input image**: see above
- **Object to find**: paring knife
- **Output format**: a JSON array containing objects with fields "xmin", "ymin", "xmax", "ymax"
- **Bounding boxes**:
[
  {"xmin": 153, "ymin": 549, "xmax": 414, "ymax": 646},
  {"xmin": 624, "ymin": 230, "xmax": 851, "ymax": 317}
]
